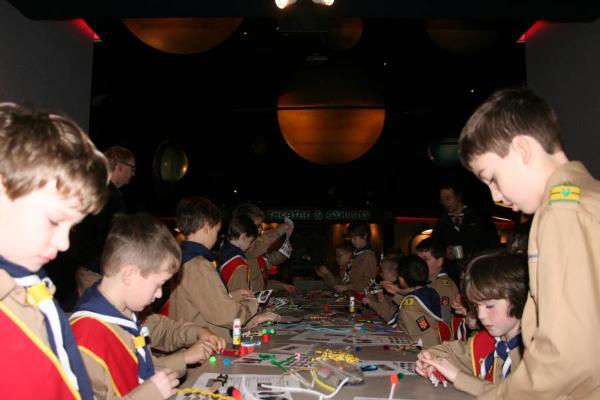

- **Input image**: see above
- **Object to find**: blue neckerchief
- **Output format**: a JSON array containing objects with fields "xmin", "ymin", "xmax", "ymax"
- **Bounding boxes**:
[
  {"xmin": 221, "ymin": 241, "xmax": 246, "ymax": 263},
  {"xmin": 483, "ymin": 333, "xmax": 522, "ymax": 379},
  {"xmin": 409, "ymin": 286, "xmax": 443, "ymax": 319},
  {"xmin": 74, "ymin": 283, "xmax": 155, "ymax": 380},
  {"xmin": 180, "ymin": 241, "xmax": 229, "ymax": 292},
  {"xmin": 0, "ymin": 257, "xmax": 94, "ymax": 400},
  {"xmin": 181, "ymin": 241, "xmax": 214, "ymax": 263}
]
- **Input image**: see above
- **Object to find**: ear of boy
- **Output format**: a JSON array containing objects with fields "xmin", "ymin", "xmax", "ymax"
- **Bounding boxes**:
[
  {"xmin": 121, "ymin": 264, "xmax": 140, "ymax": 286},
  {"xmin": 511, "ymin": 136, "xmax": 533, "ymax": 165}
]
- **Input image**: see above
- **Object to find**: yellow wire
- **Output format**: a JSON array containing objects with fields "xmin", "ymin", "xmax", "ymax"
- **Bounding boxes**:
[
  {"xmin": 311, "ymin": 369, "xmax": 336, "ymax": 392},
  {"xmin": 176, "ymin": 388, "xmax": 234, "ymax": 399}
]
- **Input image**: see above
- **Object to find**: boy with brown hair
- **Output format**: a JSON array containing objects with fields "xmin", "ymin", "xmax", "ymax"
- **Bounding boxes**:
[
  {"xmin": 316, "ymin": 241, "xmax": 354, "ymax": 289},
  {"xmin": 0, "ymin": 102, "xmax": 109, "ymax": 399},
  {"xmin": 416, "ymin": 250, "xmax": 527, "ymax": 397},
  {"xmin": 218, "ymin": 215, "xmax": 259, "ymax": 292},
  {"xmin": 458, "ymin": 87, "xmax": 600, "ymax": 398},
  {"xmin": 71, "ymin": 213, "xmax": 215, "ymax": 400},
  {"xmin": 168, "ymin": 197, "xmax": 279, "ymax": 341},
  {"xmin": 361, "ymin": 254, "xmax": 401, "ymax": 323}
]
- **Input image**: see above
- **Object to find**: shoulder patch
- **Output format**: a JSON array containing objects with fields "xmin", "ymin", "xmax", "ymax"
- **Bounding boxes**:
[
  {"xmin": 550, "ymin": 184, "xmax": 581, "ymax": 204},
  {"xmin": 441, "ymin": 279, "xmax": 451, "ymax": 287},
  {"xmin": 416, "ymin": 316, "xmax": 430, "ymax": 331},
  {"xmin": 402, "ymin": 297, "xmax": 415, "ymax": 306}
]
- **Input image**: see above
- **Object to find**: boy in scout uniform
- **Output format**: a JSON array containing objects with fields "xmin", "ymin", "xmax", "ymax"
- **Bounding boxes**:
[
  {"xmin": 0, "ymin": 103, "xmax": 108, "ymax": 399},
  {"xmin": 381, "ymin": 255, "xmax": 448, "ymax": 348},
  {"xmin": 168, "ymin": 197, "xmax": 279, "ymax": 341},
  {"xmin": 71, "ymin": 214, "xmax": 216, "ymax": 400},
  {"xmin": 232, "ymin": 203, "xmax": 295, "ymax": 293},
  {"xmin": 219, "ymin": 215, "xmax": 259, "ymax": 292},
  {"xmin": 361, "ymin": 254, "xmax": 401, "ymax": 323},
  {"xmin": 416, "ymin": 238, "xmax": 460, "ymax": 328},
  {"xmin": 458, "ymin": 88, "xmax": 600, "ymax": 399},
  {"xmin": 416, "ymin": 250, "xmax": 528, "ymax": 397}
]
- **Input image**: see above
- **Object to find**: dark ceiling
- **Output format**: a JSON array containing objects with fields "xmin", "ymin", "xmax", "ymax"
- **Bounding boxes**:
[{"xmin": 8, "ymin": 1, "xmax": 600, "ymax": 219}]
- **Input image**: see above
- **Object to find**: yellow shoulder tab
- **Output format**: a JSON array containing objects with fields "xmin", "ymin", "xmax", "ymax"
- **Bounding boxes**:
[
  {"xmin": 550, "ymin": 184, "xmax": 581, "ymax": 204},
  {"xmin": 402, "ymin": 297, "xmax": 415, "ymax": 306}
]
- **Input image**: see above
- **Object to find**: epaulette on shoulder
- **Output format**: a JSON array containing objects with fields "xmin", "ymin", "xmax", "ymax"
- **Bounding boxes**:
[{"xmin": 550, "ymin": 184, "xmax": 581, "ymax": 204}]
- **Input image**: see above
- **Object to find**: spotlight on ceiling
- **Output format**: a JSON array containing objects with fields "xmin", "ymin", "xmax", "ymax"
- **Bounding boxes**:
[
  {"xmin": 312, "ymin": 0, "xmax": 335, "ymax": 5},
  {"xmin": 275, "ymin": 0, "xmax": 297, "ymax": 9}
]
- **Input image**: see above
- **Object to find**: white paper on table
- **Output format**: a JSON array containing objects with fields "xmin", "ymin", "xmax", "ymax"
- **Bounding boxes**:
[
  {"xmin": 358, "ymin": 360, "xmax": 417, "ymax": 376},
  {"xmin": 289, "ymin": 331, "xmax": 412, "ymax": 346},
  {"xmin": 178, "ymin": 373, "xmax": 299, "ymax": 400},
  {"xmin": 269, "ymin": 343, "xmax": 315, "ymax": 354}
]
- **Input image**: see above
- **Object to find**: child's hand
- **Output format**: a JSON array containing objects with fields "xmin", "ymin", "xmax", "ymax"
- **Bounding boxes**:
[
  {"xmin": 425, "ymin": 357, "xmax": 459, "ymax": 383},
  {"xmin": 256, "ymin": 311, "xmax": 280, "ymax": 324},
  {"xmin": 198, "ymin": 328, "xmax": 226, "ymax": 353},
  {"xmin": 416, "ymin": 351, "xmax": 435, "ymax": 377},
  {"xmin": 380, "ymin": 280, "xmax": 400, "ymax": 294},
  {"xmin": 316, "ymin": 265, "xmax": 330, "ymax": 277},
  {"xmin": 451, "ymin": 294, "xmax": 467, "ymax": 316},
  {"xmin": 183, "ymin": 341, "xmax": 213, "ymax": 365},
  {"xmin": 150, "ymin": 369, "xmax": 179, "ymax": 399},
  {"xmin": 238, "ymin": 289, "xmax": 255, "ymax": 299},
  {"xmin": 333, "ymin": 284, "xmax": 350, "ymax": 293}
]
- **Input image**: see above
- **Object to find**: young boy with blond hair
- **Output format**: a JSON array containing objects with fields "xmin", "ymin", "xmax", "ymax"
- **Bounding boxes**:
[
  {"xmin": 0, "ymin": 103, "xmax": 109, "ymax": 399},
  {"xmin": 361, "ymin": 254, "xmax": 401, "ymax": 323},
  {"xmin": 458, "ymin": 87, "xmax": 600, "ymax": 398},
  {"xmin": 416, "ymin": 250, "xmax": 527, "ymax": 397},
  {"xmin": 71, "ymin": 213, "xmax": 216, "ymax": 400},
  {"xmin": 168, "ymin": 197, "xmax": 279, "ymax": 341}
]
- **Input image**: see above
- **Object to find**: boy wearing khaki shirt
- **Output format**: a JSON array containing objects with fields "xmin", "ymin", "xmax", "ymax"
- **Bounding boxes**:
[
  {"xmin": 458, "ymin": 88, "xmax": 600, "ymax": 399},
  {"xmin": 169, "ymin": 197, "xmax": 279, "ymax": 341},
  {"xmin": 417, "ymin": 250, "xmax": 527, "ymax": 397}
]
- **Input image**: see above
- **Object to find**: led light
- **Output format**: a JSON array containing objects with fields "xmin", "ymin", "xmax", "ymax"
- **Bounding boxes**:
[
  {"xmin": 275, "ymin": 0, "xmax": 297, "ymax": 9},
  {"xmin": 313, "ymin": 0, "xmax": 335, "ymax": 4}
]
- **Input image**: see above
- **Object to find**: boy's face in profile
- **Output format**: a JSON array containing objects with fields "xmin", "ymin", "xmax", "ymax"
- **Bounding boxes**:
[
  {"xmin": 380, "ymin": 264, "xmax": 398, "ymax": 282},
  {"xmin": 125, "ymin": 262, "xmax": 173, "ymax": 312},
  {"xmin": 238, "ymin": 233, "xmax": 255, "ymax": 252},
  {"xmin": 335, "ymin": 248, "xmax": 352, "ymax": 267},
  {"xmin": 469, "ymin": 144, "xmax": 542, "ymax": 214},
  {"xmin": 0, "ymin": 181, "xmax": 85, "ymax": 272},
  {"xmin": 473, "ymin": 298, "xmax": 520, "ymax": 339},
  {"xmin": 416, "ymin": 250, "xmax": 443, "ymax": 277}
]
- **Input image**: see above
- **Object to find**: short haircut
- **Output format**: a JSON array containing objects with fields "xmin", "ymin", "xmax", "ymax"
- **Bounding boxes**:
[
  {"xmin": 227, "ymin": 215, "xmax": 259, "ymax": 240},
  {"xmin": 381, "ymin": 254, "xmax": 401, "ymax": 271},
  {"xmin": 459, "ymin": 88, "xmax": 564, "ymax": 167},
  {"xmin": 101, "ymin": 213, "xmax": 181, "ymax": 277},
  {"xmin": 416, "ymin": 238, "xmax": 445, "ymax": 259},
  {"xmin": 0, "ymin": 103, "xmax": 109, "ymax": 214},
  {"xmin": 464, "ymin": 249, "xmax": 528, "ymax": 319},
  {"xmin": 439, "ymin": 180, "xmax": 463, "ymax": 199},
  {"xmin": 232, "ymin": 203, "xmax": 266, "ymax": 222},
  {"xmin": 104, "ymin": 146, "xmax": 134, "ymax": 172},
  {"xmin": 346, "ymin": 221, "xmax": 371, "ymax": 240},
  {"xmin": 336, "ymin": 241, "xmax": 354, "ymax": 254},
  {"xmin": 397, "ymin": 255, "xmax": 429, "ymax": 287},
  {"xmin": 176, "ymin": 196, "xmax": 221, "ymax": 236}
]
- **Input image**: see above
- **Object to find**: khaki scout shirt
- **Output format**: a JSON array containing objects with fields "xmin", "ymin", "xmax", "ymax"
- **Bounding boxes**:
[
  {"xmin": 486, "ymin": 161, "xmax": 600, "ymax": 399},
  {"xmin": 143, "ymin": 313, "xmax": 203, "ymax": 353},
  {"xmin": 426, "ymin": 335, "xmax": 522, "ymax": 397},
  {"xmin": 77, "ymin": 317, "xmax": 186, "ymax": 400},
  {"xmin": 246, "ymin": 225, "xmax": 289, "ymax": 291},
  {"xmin": 430, "ymin": 271, "xmax": 460, "ymax": 327},
  {"xmin": 347, "ymin": 249, "xmax": 378, "ymax": 292},
  {"xmin": 169, "ymin": 256, "xmax": 259, "ymax": 341},
  {"xmin": 365, "ymin": 293, "xmax": 397, "ymax": 323},
  {"xmin": 393, "ymin": 287, "xmax": 442, "ymax": 349}
]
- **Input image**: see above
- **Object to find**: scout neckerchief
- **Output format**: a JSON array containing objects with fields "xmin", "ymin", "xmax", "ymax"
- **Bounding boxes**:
[
  {"xmin": 181, "ymin": 240, "xmax": 229, "ymax": 292},
  {"xmin": 0, "ymin": 257, "xmax": 94, "ymax": 400},
  {"xmin": 389, "ymin": 286, "xmax": 443, "ymax": 325},
  {"xmin": 220, "ymin": 241, "xmax": 250, "ymax": 285},
  {"xmin": 71, "ymin": 283, "xmax": 155, "ymax": 381},
  {"xmin": 480, "ymin": 333, "xmax": 522, "ymax": 380}
]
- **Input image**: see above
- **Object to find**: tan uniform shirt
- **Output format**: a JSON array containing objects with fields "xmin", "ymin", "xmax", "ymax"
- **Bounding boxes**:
[
  {"xmin": 488, "ymin": 161, "xmax": 600, "ymax": 399},
  {"xmin": 225, "ymin": 263, "xmax": 251, "ymax": 292},
  {"xmin": 365, "ymin": 293, "xmax": 397, "ymax": 323},
  {"xmin": 393, "ymin": 288, "xmax": 442, "ymax": 349},
  {"xmin": 347, "ymin": 249, "xmax": 378, "ymax": 292},
  {"xmin": 430, "ymin": 272, "xmax": 460, "ymax": 327},
  {"xmin": 78, "ymin": 318, "xmax": 186, "ymax": 400},
  {"xmin": 169, "ymin": 256, "xmax": 259, "ymax": 341},
  {"xmin": 246, "ymin": 225, "xmax": 289, "ymax": 291},
  {"xmin": 143, "ymin": 313, "xmax": 202, "ymax": 353},
  {"xmin": 426, "ymin": 336, "xmax": 522, "ymax": 397}
]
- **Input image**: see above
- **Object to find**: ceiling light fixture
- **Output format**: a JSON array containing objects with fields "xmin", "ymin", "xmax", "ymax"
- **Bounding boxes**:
[
  {"xmin": 312, "ymin": 0, "xmax": 335, "ymax": 5},
  {"xmin": 275, "ymin": 0, "xmax": 297, "ymax": 9}
]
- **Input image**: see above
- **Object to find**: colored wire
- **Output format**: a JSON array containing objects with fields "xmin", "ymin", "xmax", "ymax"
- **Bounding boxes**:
[{"xmin": 176, "ymin": 388, "xmax": 234, "ymax": 400}]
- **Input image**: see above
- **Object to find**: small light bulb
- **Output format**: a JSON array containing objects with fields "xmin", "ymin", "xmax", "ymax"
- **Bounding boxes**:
[{"xmin": 275, "ymin": 0, "xmax": 296, "ymax": 9}]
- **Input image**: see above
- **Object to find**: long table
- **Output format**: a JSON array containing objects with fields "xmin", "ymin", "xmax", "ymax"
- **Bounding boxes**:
[{"xmin": 176, "ymin": 296, "xmax": 473, "ymax": 400}]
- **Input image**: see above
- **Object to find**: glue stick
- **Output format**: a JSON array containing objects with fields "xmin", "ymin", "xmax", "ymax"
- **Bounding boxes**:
[
  {"xmin": 232, "ymin": 318, "xmax": 241, "ymax": 349},
  {"xmin": 349, "ymin": 295, "xmax": 355, "ymax": 313}
]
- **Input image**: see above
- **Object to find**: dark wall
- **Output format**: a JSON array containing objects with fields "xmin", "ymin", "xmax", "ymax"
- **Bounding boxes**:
[
  {"xmin": 0, "ymin": 1, "xmax": 93, "ymax": 129},
  {"xmin": 526, "ymin": 19, "xmax": 600, "ymax": 177}
]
